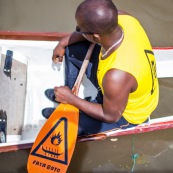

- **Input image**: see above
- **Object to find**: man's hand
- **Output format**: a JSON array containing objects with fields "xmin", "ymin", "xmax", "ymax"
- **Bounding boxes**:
[
  {"xmin": 52, "ymin": 44, "xmax": 66, "ymax": 64},
  {"xmin": 54, "ymin": 86, "xmax": 74, "ymax": 104},
  {"xmin": 52, "ymin": 32, "xmax": 86, "ymax": 64}
]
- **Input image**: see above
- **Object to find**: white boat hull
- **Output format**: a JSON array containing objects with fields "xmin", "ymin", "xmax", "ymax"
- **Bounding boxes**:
[{"xmin": 0, "ymin": 33, "xmax": 173, "ymax": 153}]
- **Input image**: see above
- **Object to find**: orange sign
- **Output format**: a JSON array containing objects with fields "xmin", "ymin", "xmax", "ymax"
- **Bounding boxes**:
[{"xmin": 27, "ymin": 104, "xmax": 79, "ymax": 173}]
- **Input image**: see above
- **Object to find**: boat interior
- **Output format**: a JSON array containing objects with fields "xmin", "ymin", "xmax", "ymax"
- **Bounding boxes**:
[{"xmin": 0, "ymin": 38, "xmax": 173, "ymax": 151}]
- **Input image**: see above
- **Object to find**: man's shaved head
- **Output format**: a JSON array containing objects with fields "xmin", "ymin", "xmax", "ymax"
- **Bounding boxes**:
[{"xmin": 75, "ymin": 0, "xmax": 118, "ymax": 35}]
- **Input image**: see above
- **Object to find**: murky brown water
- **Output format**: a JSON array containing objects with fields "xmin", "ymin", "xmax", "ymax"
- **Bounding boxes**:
[{"xmin": 0, "ymin": 0, "xmax": 173, "ymax": 172}]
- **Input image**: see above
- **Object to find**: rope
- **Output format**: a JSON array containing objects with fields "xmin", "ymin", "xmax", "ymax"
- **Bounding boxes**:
[{"xmin": 130, "ymin": 136, "xmax": 139, "ymax": 173}]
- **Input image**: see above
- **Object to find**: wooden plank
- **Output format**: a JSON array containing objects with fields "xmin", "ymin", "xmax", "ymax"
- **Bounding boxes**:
[{"xmin": 0, "ymin": 54, "xmax": 27, "ymax": 135}]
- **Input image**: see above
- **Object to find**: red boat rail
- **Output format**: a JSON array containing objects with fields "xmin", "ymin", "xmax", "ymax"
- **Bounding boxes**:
[{"xmin": 0, "ymin": 31, "xmax": 69, "ymax": 41}]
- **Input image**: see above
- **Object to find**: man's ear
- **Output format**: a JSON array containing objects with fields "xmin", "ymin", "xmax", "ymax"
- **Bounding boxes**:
[{"xmin": 93, "ymin": 33, "xmax": 100, "ymax": 42}]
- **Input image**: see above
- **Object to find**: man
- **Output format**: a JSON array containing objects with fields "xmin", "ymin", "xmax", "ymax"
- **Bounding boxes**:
[{"xmin": 42, "ymin": 0, "xmax": 159, "ymax": 136}]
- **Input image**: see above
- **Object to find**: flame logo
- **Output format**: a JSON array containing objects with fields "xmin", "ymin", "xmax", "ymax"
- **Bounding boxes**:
[{"xmin": 51, "ymin": 132, "xmax": 62, "ymax": 146}]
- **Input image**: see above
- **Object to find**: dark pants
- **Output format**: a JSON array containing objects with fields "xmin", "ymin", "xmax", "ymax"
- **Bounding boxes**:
[{"xmin": 64, "ymin": 41, "xmax": 138, "ymax": 136}]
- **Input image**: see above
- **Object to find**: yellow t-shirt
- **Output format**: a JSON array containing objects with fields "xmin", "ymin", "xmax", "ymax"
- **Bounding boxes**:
[{"xmin": 97, "ymin": 15, "xmax": 159, "ymax": 124}]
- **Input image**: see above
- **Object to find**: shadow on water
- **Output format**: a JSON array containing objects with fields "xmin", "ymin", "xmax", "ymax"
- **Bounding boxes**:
[{"xmin": 0, "ymin": 149, "xmax": 30, "ymax": 173}]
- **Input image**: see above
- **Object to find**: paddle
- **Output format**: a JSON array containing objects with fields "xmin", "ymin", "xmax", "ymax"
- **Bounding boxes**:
[{"xmin": 27, "ymin": 43, "xmax": 95, "ymax": 173}]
